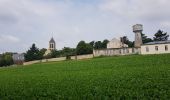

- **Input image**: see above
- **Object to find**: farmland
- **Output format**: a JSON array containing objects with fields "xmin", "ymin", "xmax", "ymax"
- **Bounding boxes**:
[{"xmin": 0, "ymin": 54, "xmax": 170, "ymax": 99}]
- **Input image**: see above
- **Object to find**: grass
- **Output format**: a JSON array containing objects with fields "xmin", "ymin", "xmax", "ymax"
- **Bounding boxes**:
[{"xmin": 0, "ymin": 54, "xmax": 170, "ymax": 99}]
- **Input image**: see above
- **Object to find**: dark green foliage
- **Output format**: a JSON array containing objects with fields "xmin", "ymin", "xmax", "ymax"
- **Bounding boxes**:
[
  {"xmin": 60, "ymin": 47, "xmax": 76, "ymax": 57},
  {"xmin": 0, "ymin": 54, "xmax": 170, "ymax": 99},
  {"xmin": 121, "ymin": 36, "xmax": 134, "ymax": 47},
  {"xmin": 102, "ymin": 39, "xmax": 109, "ymax": 48},
  {"xmin": 154, "ymin": 30, "xmax": 169, "ymax": 41},
  {"xmin": 39, "ymin": 48, "xmax": 47, "ymax": 58},
  {"xmin": 141, "ymin": 33, "xmax": 153, "ymax": 43},
  {"xmin": 89, "ymin": 41, "xmax": 95, "ymax": 48},
  {"xmin": 0, "ymin": 53, "xmax": 13, "ymax": 67},
  {"xmin": 76, "ymin": 41, "xmax": 93, "ymax": 55},
  {"xmin": 50, "ymin": 50, "xmax": 60, "ymax": 58},
  {"xmin": 25, "ymin": 44, "xmax": 42, "ymax": 62},
  {"xmin": 94, "ymin": 41, "xmax": 103, "ymax": 49}
]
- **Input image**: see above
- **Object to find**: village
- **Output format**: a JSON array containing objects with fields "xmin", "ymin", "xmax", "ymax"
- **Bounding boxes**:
[{"xmin": 4, "ymin": 24, "xmax": 168, "ymax": 66}]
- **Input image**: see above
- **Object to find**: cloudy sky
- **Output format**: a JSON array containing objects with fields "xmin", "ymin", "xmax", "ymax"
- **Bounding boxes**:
[{"xmin": 0, "ymin": 0, "xmax": 170, "ymax": 53}]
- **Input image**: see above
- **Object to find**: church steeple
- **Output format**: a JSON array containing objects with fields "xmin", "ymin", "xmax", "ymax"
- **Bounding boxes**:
[{"xmin": 49, "ymin": 37, "xmax": 56, "ymax": 50}]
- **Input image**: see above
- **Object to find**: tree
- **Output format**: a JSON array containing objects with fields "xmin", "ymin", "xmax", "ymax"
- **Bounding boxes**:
[
  {"xmin": 25, "ymin": 44, "xmax": 42, "ymax": 62},
  {"xmin": 0, "ymin": 53, "xmax": 13, "ymax": 67},
  {"xmin": 141, "ymin": 33, "xmax": 153, "ymax": 43},
  {"xmin": 94, "ymin": 41, "xmax": 102, "ymax": 49},
  {"xmin": 76, "ymin": 41, "xmax": 93, "ymax": 55},
  {"xmin": 4, "ymin": 54, "xmax": 13, "ymax": 66},
  {"xmin": 121, "ymin": 36, "xmax": 134, "ymax": 47},
  {"xmin": 154, "ymin": 30, "xmax": 169, "ymax": 41},
  {"xmin": 89, "ymin": 41, "xmax": 95, "ymax": 48},
  {"xmin": 102, "ymin": 39, "xmax": 109, "ymax": 48},
  {"xmin": 39, "ymin": 48, "xmax": 47, "ymax": 59}
]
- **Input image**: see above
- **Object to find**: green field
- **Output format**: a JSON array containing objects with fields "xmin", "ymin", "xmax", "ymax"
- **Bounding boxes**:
[{"xmin": 0, "ymin": 54, "xmax": 170, "ymax": 99}]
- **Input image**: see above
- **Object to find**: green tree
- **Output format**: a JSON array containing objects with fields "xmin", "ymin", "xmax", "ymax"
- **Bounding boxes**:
[
  {"xmin": 121, "ymin": 36, "xmax": 134, "ymax": 47},
  {"xmin": 141, "ymin": 33, "xmax": 153, "ymax": 43},
  {"xmin": 76, "ymin": 41, "xmax": 93, "ymax": 55},
  {"xmin": 39, "ymin": 48, "xmax": 47, "ymax": 59},
  {"xmin": 25, "ymin": 44, "xmax": 41, "ymax": 62},
  {"xmin": 102, "ymin": 39, "xmax": 109, "ymax": 48},
  {"xmin": 89, "ymin": 41, "xmax": 95, "ymax": 48},
  {"xmin": 4, "ymin": 54, "xmax": 13, "ymax": 66},
  {"xmin": 94, "ymin": 41, "xmax": 102, "ymax": 49},
  {"xmin": 154, "ymin": 30, "xmax": 169, "ymax": 41},
  {"xmin": 0, "ymin": 53, "xmax": 13, "ymax": 67}
]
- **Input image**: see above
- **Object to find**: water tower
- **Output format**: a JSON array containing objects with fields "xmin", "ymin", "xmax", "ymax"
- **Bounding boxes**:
[{"xmin": 133, "ymin": 24, "xmax": 143, "ymax": 48}]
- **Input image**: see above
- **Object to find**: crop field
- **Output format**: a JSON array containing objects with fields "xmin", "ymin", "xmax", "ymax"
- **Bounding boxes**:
[{"xmin": 0, "ymin": 54, "xmax": 170, "ymax": 99}]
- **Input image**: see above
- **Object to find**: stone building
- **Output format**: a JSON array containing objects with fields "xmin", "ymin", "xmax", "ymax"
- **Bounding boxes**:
[
  {"xmin": 49, "ymin": 37, "xmax": 56, "ymax": 50},
  {"xmin": 45, "ymin": 37, "xmax": 56, "ymax": 55},
  {"xmin": 93, "ymin": 24, "xmax": 143, "ymax": 57},
  {"xmin": 133, "ymin": 24, "xmax": 143, "ymax": 48},
  {"xmin": 107, "ymin": 38, "xmax": 128, "ymax": 49},
  {"xmin": 12, "ymin": 53, "xmax": 25, "ymax": 65},
  {"xmin": 141, "ymin": 41, "xmax": 170, "ymax": 54}
]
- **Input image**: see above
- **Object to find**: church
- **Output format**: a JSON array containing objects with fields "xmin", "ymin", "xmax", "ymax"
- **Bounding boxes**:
[{"xmin": 44, "ymin": 37, "xmax": 56, "ymax": 56}]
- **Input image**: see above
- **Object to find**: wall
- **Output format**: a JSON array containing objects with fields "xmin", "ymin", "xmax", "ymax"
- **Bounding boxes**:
[
  {"xmin": 93, "ymin": 48, "xmax": 141, "ymax": 57},
  {"xmin": 141, "ymin": 44, "xmax": 170, "ymax": 55},
  {"xmin": 71, "ymin": 54, "xmax": 93, "ymax": 60},
  {"xmin": 23, "ymin": 54, "xmax": 94, "ymax": 65}
]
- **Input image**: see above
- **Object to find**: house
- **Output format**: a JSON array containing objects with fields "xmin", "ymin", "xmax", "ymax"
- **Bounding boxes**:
[
  {"xmin": 141, "ymin": 41, "xmax": 170, "ymax": 55},
  {"xmin": 12, "ymin": 53, "xmax": 25, "ymax": 65},
  {"xmin": 107, "ymin": 38, "xmax": 128, "ymax": 49}
]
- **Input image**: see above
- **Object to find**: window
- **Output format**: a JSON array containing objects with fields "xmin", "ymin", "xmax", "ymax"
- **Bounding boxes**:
[
  {"xmin": 146, "ymin": 46, "xmax": 149, "ymax": 52},
  {"xmin": 165, "ymin": 45, "xmax": 168, "ymax": 51},
  {"xmin": 155, "ymin": 46, "xmax": 158, "ymax": 51}
]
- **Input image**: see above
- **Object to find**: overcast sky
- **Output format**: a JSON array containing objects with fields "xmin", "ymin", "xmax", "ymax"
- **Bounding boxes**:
[{"xmin": 0, "ymin": 0, "xmax": 170, "ymax": 53}]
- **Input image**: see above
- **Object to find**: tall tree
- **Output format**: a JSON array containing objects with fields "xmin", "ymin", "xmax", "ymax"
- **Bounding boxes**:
[
  {"xmin": 141, "ymin": 33, "xmax": 153, "ymax": 43},
  {"xmin": 76, "ymin": 41, "xmax": 93, "ymax": 55},
  {"xmin": 25, "ymin": 44, "xmax": 41, "ymax": 62},
  {"xmin": 89, "ymin": 41, "xmax": 95, "ymax": 48},
  {"xmin": 121, "ymin": 36, "xmax": 134, "ymax": 47},
  {"xmin": 94, "ymin": 41, "xmax": 102, "ymax": 49},
  {"xmin": 39, "ymin": 48, "xmax": 47, "ymax": 59},
  {"xmin": 154, "ymin": 30, "xmax": 169, "ymax": 41},
  {"xmin": 102, "ymin": 39, "xmax": 109, "ymax": 48}
]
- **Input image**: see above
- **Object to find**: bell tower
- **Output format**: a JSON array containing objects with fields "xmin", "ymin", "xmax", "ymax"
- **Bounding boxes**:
[
  {"xmin": 133, "ymin": 24, "xmax": 143, "ymax": 48},
  {"xmin": 49, "ymin": 37, "xmax": 56, "ymax": 50}
]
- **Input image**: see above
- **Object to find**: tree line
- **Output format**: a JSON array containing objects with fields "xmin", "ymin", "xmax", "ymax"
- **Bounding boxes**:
[
  {"xmin": 0, "ymin": 29, "xmax": 169, "ymax": 66},
  {"xmin": 0, "ymin": 53, "xmax": 14, "ymax": 67}
]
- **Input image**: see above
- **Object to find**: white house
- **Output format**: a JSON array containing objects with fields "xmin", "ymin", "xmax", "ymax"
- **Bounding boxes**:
[
  {"xmin": 107, "ymin": 38, "xmax": 128, "ymax": 49},
  {"xmin": 141, "ymin": 41, "xmax": 170, "ymax": 55}
]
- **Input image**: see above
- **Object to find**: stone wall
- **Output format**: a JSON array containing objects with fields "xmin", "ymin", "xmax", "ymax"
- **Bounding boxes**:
[
  {"xmin": 23, "ymin": 54, "xmax": 94, "ymax": 66},
  {"xmin": 93, "ymin": 48, "xmax": 141, "ymax": 57},
  {"xmin": 71, "ymin": 54, "xmax": 93, "ymax": 60}
]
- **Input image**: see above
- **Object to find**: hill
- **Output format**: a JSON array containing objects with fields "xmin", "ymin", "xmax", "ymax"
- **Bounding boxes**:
[{"xmin": 0, "ymin": 54, "xmax": 170, "ymax": 99}]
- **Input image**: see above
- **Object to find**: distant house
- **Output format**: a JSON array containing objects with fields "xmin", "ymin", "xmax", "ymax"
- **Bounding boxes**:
[
  {"xmin": 141, "ymin": 41, "xmax": 170, "ymax": 55},
  {"xmin": 107, "ymin": 38, "xmax": 128, "ymax": 49},
  {"xmin": 12, "ymin": 53, "xmax": 25, "ymax": 65}
]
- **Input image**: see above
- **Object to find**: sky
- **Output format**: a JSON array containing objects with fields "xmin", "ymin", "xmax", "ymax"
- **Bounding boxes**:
[{"xmin": 0, "ymin": 0, "xmax": 170, "ymax": 53}]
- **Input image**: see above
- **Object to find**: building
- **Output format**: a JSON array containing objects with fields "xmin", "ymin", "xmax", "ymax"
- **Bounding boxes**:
[
  {"xmin": 12, "ymin": 53, "xmax": 25, "ymax": 65},
  {"xmin": 49, "ymin": 37, "xmax": 56, "ymax": 50},
  {"xmin": 107, "ymin": 38, "xmax": 128, "ymax": 49},
  {"xmin": 93, "ymin": 24, "xmax": 143, "ymax": 57},
  {"xmin": 133, "ymin": 24, "xmax": 143, "ymax": 48},
  {"xmin": 44, "ymin": 37, "xmax": 56, "ymax": 56},
  {"xmin": 141, "ymin": 41, "xmax": 170, "ymax": 54}
]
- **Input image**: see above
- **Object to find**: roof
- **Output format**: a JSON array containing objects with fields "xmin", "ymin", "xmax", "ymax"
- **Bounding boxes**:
[
  {"xmin": 143, "ymin": 40, "xmax": 170, "ymax": 45},
  {"xmin": 49, "ymin": 37, "xmax": 55, "ymax": 43}
]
